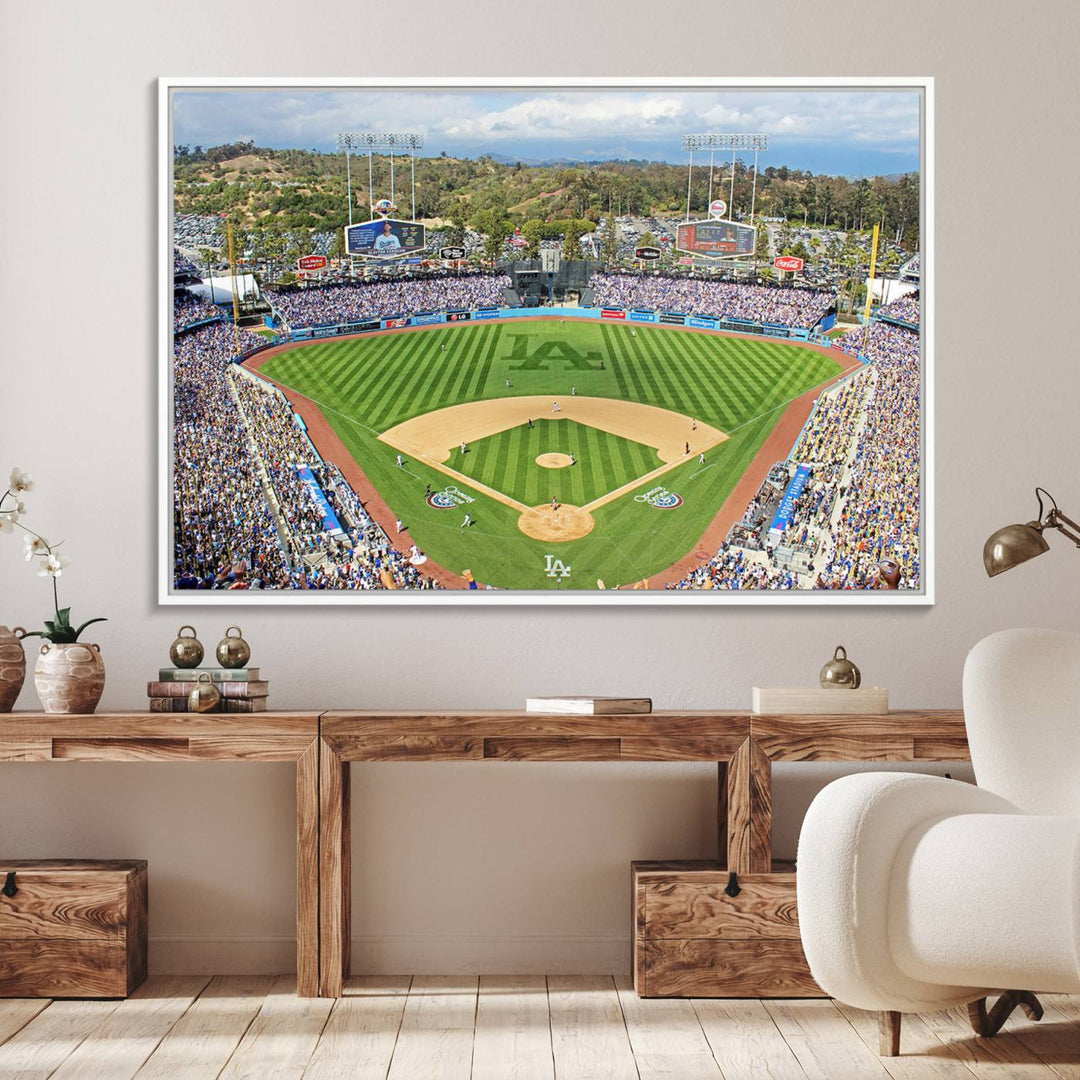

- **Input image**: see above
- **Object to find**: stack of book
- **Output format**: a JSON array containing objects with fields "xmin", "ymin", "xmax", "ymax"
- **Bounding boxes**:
[{"xmin": 148, "ymin": 668, "xmax": 269, "ymax": 713}]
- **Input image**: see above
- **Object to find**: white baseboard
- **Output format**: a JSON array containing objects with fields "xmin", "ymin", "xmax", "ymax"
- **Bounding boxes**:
[{"xmin": 149, "ymin": 935, "xmax": 630, "ymax": 975}]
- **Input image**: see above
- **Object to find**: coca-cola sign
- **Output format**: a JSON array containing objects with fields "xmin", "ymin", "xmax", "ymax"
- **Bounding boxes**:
[{"xmin": 773, "ymin": 255, "xmax": 804, "ymax": 272}]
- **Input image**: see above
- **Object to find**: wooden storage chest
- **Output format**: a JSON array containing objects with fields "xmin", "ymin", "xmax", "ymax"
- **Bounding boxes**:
[
  {"xmin": 632, "ymin": 860, "xmax": 822, "ymax": 998},
  {"xmin": 0, "ymin": 859, "xmax": 148, "ymax": 997}
]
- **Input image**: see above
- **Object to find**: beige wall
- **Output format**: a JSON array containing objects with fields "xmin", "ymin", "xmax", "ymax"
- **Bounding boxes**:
[{"xmin": 2, "ymin": 0, "xmax": 1077, "ymax": 973}]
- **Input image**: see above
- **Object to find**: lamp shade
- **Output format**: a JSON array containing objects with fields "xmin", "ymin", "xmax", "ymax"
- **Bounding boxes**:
[{"xmin": 983, "ymin": 521, "xmax": 1050, "ymax": 577}]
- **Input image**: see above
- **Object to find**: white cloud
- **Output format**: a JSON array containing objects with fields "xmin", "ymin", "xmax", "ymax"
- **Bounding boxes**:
[{"xmin": 173, "ymin": 87, "xmax": 921, "ymax": 161}]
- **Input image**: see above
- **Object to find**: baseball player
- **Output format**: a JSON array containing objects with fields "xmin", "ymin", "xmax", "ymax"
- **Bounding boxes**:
[
  {"xmin": 505, "ymin": 378, "xmax": 511, "ymax": 389},
  {"xmin": 396, "ymin": 453, "xmax": 403, "ymax": 468},
  {"xmin": 550, "ymin": 495, "xmax": 558, "ymax": 512},
  {"xmin": 552, "ymin": 401, "xmax": 561, "ymax": 413},
  {"xmin": 569, "ymin": 453, "xmax": 576, "ymax": 466},
  {"xmin": 395, "ymin": 519, "xmax": 404, "ymax": 533},
  {"xmin": 684, "ymin": 442, "xmax": 690, "ymax": 455},
  {"xmin": 460, "ymin": 441, "xmax": 468, "ymax": 455},
  {"xmin": 699, "ymin": 451, "xmax": 705, "ymax": 464},
  {"xmin": 461, "ymin": 513, "xmax": 471, "ymax": 528}
]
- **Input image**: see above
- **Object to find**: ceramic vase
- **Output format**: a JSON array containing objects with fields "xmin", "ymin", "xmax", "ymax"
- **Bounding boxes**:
[
  {"xmin": 0, "ymin": 626, "xmax": 27, "ymax": 712},
  {"xmin": 34, "ymin": 642, "xmax": 106, "ymax": 714}
]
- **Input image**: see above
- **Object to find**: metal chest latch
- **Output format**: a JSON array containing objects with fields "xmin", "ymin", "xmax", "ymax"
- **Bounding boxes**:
[
  {"xmin": 2, "ymin": 871, "xmax": 16, "ymax": 898},
  {"xmin": 724, "ymin": 871, "xmax": 741, "ymax": 898}
]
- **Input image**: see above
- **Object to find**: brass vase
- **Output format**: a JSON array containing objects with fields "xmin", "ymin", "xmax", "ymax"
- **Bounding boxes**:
[{"xmin": 0, "ymin": 626, "xmax": 27, "ymax": 713}]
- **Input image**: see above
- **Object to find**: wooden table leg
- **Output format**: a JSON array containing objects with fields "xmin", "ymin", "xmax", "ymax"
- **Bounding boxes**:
[
  {"xmin": 726, "ymin": 738, "xmax": 772, "ymax": 874},
  {"xmin": 319, "ymin": 738, "xmax": 351, "ymax": 997},
  {"xmin": 296, "ymin": 738, "xmax": 320, "ymax": 997}
]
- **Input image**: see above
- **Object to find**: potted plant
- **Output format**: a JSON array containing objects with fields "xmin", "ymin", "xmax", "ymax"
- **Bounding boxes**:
[{"xmin": 1, "ymin": 468, "xmax": 108, "ymax": 714}]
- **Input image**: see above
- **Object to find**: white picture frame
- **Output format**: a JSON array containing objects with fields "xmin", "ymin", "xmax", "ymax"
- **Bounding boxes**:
[{"xmin": 160, "ymin": 77, "xmax": 933, "ymax": 605}]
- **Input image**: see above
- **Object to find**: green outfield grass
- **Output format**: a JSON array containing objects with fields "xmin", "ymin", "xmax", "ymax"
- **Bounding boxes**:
[
  {"xmin": 257, "ymin": 320, "xmax": 842, "ymax": 589},
  {"xmin": 454, "ymin": 419, "xmax": 658, "ymax": 508}
]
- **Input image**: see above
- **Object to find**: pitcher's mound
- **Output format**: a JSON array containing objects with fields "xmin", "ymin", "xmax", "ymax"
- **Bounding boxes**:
[
  {"xmin": 536, "ymin": 452, "xmax": 573, "ymax": 469},
  {"xmin": 518, "ymin": 503, "xmax": 595, "ymax": 542}
]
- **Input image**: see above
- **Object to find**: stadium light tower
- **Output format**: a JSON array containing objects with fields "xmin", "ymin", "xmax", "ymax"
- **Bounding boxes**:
[
  {"xmin": 682, "ymin": 134, "xmax": 768, "ymax": 222},
  {"xmin": 337, "ymin": 132, "xmax": 425, "ymax": 222}
]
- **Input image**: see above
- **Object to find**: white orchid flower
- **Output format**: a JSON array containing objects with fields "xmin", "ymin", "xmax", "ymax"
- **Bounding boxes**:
[
  {"xmin": 23, "ymin": 534, "xmax": 49, "ymax": 560},
  {"xmin": 8, "ymin": 468, "xmax": 34, "ymax": 493},
  {"xmin": 38, "ymin": 553, "xmax": 69, "ymax": 578},
  {"xmin": 0, "ymin": 510, "xmax": 18, "ymax": 533}
]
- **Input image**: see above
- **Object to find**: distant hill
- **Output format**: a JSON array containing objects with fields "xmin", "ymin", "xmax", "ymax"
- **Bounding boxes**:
[{"xmin": 172, "ymin": 142, "xmax": 920, "ymax": 251}]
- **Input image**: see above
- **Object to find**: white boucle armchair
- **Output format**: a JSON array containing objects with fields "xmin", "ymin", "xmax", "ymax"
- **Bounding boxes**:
[{"xmin": 797, "ymin": 628, "xmax": 1080, "ymax": 1056}]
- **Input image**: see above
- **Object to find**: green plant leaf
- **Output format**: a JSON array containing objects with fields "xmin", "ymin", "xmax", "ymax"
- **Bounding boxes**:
[
  {"xmin": 43, "ymin": 620, "xmax": 57, "ymax": 634},
  {"xmin": 73, "ymin": 617, "xmax": 107, "ymax": 641},
  {"xmin": 55, "ymin": 607, "xmax": 71, "ymax": 627}
]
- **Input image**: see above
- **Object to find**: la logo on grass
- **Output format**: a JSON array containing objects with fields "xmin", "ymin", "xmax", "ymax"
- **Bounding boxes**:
[
  {"xmin": 507, "ymin": 335, "xmax": 602, "ymax": 371},
  {"xmin": 544, "ymin": 555, "xmax": 571, "ymax": 579}
]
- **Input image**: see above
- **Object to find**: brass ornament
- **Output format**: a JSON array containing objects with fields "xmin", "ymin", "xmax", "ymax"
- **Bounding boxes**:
[
  {"xmin": 820, "ymin": 645, "xmax": 862, "ymax": 689},
  {"xmin": 187, "ymin": 672, "xmax": 221, "ymax": 713},
  {"xmin": 215, "ymin": 626, "xmax": 251, "ymax": 669},
  {"xmin": 169, "ymin": 625, "xmax": 204, "ymax": 669}
]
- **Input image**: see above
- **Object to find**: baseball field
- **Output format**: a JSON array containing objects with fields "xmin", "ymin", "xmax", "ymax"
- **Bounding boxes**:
[{"xmin": 253, "ymin": 319, "xmax": 846, "ymax": 589}]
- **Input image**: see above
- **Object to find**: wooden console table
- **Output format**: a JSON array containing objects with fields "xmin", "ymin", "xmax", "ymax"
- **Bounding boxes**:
[
  {"xmin": 2, "ymin": 708, "xmax": 971, "ymax": 999},
  {"xmin": 318, "ymin": 709, "xmax": 969, "ymax": 998},
  {"xmin": 0, "ymin": 712, "xmax": 322, "ymax": 997}
]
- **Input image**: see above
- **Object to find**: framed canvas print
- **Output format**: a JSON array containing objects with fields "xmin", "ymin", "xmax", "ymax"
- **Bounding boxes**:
[{"xmin": 160, "ymin": 77, "xmax": 932, "ymax": 604}]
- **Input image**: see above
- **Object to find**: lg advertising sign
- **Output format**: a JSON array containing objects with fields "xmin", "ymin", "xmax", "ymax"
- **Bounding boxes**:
[
  {"xmin": 774, "ymin": 255, "xmax": 804, "ymax": 273},
  {"xmin": 635, "ymin": 246, "xmax": 662, "ymax": 261},
  {"xmin": 297, "ymin": 254, "xmax": 328, "ymax": 272},
  {"xmin": 439, "ymin": 246, "xmax": 467, "ymax": 260}
]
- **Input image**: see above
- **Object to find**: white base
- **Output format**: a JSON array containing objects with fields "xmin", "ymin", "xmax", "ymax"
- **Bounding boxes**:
[{"xmin": 148, "ymin": 935, "xmax": 630, "ymax": 976}]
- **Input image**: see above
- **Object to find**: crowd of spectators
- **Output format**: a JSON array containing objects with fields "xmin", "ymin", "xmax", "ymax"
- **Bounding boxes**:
[
  {"xmin": 172, "ymin": 322, "xmax": 440, "ymax": 590},
  {"xmin": 174, "ymin": 289, "xmax": 223, "ymax": 332},
  {"xmin": 590, "ymin": 273, "xmax": 836, "ymax": 329},
  {"xmin": 173, "ymin": 324, "xmax": 289, "ymax": 589},
  {"xmin": 669, "ymin": 319, "xmax": 920, "ymax": 592},
  {"xmin": 876, "ymin": 291, "xmax": 920, "ymax": 328},
  {"xmin": 174, "ymin": 249, "xmax": 199, "ymax": 276},
  {"xmin": 268, "ymin": 273, "xmax": 512, "ymax": 329}
]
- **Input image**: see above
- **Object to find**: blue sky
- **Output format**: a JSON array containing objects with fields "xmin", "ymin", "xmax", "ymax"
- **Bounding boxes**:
[{"xmin": 172, "ymin": 88, "xmax": 922, "ymax": 177}]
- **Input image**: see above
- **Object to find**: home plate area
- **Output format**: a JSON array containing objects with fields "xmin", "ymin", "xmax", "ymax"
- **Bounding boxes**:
[{"xmin": 378, "ymin": 395, "xmax": 727, "ymax": 541}]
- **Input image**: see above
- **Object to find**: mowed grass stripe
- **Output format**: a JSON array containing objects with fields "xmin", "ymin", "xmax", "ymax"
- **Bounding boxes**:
[
  {"xmin": 448, "ymin": 325, "xmax": 490, "ymax": 401},
  {"xmin": 599, "ymin": 324, "xmax": 632, "ymax": 399},
  {"xmin": 654, "ymin": 334, "xmax": 710, "ymax": 419},
  {"xmin": 382, "ymin": 332, "xmax": 461, "ymax": 427},
  {"xmin": 337, "ymin": 329, "xmax": 415, "ymax": 404},
  {"xmin": 364, "ymin": 333, "xmax": 426, "ymax": 428},
  {"xmin": 681, "ymin": 334, "xmax": 749, "ymax": 425},
  {"xmin": 607, "ymin": 326, "xmax": 650, "ymax": 401},
  {"xmin": 623, "ymin": 330, "xmax": 670, "ymax": 407},
  {"xmin": 681, "ymin": 333, "xmax": 756, "ymax": 419},
  {"xmin": 470, "ymin": 323, "xmax": 502, "ymax": 398},
  {"xmin": 335, "ymin": 335, "xmax": 417, "ymax": 422}
]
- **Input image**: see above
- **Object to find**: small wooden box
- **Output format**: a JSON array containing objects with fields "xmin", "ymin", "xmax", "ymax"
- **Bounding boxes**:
[
  {"xmin": 0, "ymin": 859, "xmax": 148, "ymax": 998},
  {"xmin": 632, "ymin": 860, "xmax": 822, "ymax": 998},
  {"xmin": 752, "ymin": 686, "xmax": 889, "ymax": 714}
]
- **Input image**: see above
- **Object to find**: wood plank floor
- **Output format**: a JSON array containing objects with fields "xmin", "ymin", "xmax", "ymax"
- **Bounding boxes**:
[{"xmin": 1, "ymin": 976, "xmax": 1078, "ymax": 1080}]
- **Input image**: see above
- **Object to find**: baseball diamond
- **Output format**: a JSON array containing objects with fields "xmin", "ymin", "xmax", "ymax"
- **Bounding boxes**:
[{"xmin": 247, "ymin": 318, "xmax": 852, "ymax": 589}]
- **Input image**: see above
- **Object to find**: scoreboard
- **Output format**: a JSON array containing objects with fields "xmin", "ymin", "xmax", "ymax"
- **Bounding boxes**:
[
  {"xmin": 345, "ymin": 218, "xmax": 426, "ymax": 258},
  {"xmin": 676, "ymin": 219, "xmax": 756, "ymax": 258}
]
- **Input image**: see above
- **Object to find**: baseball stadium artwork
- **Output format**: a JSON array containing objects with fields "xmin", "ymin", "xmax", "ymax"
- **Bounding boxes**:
[{"xmin": 162, "ymin": 78, "xmax": 931, "ymax": 603}]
